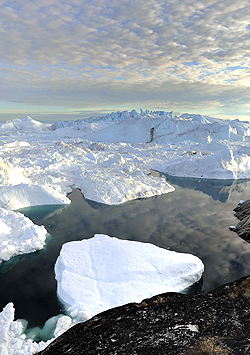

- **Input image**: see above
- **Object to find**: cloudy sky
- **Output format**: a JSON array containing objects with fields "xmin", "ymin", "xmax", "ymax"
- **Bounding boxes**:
[{"xmin": 0, "ymin": 0, "xmax": 250, "ymax": 122}]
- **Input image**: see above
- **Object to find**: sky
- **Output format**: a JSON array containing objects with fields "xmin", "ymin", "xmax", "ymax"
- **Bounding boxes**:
[{"xmin": 0, "ymin": 0, "xmax": 250, "ymax": 122}]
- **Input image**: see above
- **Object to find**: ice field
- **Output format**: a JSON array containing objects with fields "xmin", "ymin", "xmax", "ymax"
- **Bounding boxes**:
[{"xmin": 1, "ymin": 109, "xmax": 250, "ymax": 353}]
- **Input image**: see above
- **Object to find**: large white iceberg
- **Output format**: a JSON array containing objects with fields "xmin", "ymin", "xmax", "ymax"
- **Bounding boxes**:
[
  {"xmin": 0, "ymin": 208, "xmax": 47, "ymax": 263},
  {"xmin": 55, "ymin": 234, "xmax": 204, "ymax": 320}
]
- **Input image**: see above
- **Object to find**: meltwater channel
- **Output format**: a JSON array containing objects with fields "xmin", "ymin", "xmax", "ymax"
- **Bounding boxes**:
[{"xmin": 0, "ymin": 175, "xmax": 250, "ymax": 328}]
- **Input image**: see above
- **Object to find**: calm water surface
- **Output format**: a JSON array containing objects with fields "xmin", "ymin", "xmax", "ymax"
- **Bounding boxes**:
[{"xmin": 0, "ymin": 176, "xmax": 250, "ymax": 328}]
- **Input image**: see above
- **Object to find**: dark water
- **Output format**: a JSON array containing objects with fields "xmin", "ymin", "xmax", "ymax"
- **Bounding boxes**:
[{"xmin": 0, "ymin": 176, "xmax": 250, "ymax": 328}]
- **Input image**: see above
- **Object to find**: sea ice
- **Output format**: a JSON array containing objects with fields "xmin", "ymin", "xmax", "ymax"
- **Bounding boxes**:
[
  {"xmin": 1, "ymin": 109, "xmax": 250, "ymax": 210},
  {"xmin": 0, "ymin": 109, "xmax": 249, "ymax": 283},
  {"xmin": 0, "ymin": 208, "xmax": 47, "ymax": 263},
  {"xmin": 55, "ymin": 234, "xmax": 204, "ymax": 320}
]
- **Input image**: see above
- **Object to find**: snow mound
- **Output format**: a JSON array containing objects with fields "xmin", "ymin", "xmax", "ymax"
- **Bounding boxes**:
[
  {"xmin": 0, "ymin": 208, "xmax": 47, "ymax": 263},
  {"xmin": 0, "ymin": 157, "xmax": 31, "ymax": 186},
  {"xmin": 55, "ymin": 234, "xmax": 204, "ymax": 320}
]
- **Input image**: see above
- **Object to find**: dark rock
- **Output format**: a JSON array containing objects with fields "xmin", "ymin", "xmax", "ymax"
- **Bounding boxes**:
[
  {"xmin": 35, "ymin": 275, "xmax": 250, "ymax": 355},
  {"xmin": 233, "ymin": 200, "xmax": 250, "ymax": 220},
  {"xmin": 230, "ymin": 200, "xmax": 250, "ymax": 242}
]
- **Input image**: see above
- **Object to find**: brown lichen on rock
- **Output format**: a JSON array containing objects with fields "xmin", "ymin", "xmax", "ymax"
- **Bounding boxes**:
[
  {"xmin": 227, "ymin": 276, "xmax": 250, "ymax": 299},
  {"xmin": 183, "ymin": 337, "xmax": 229, "ymax": 355}
]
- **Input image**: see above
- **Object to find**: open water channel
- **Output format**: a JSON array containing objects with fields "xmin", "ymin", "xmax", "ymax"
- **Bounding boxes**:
[{"xmin": 0, "ymin": 175, "xmax": 250, "ymax": 328}]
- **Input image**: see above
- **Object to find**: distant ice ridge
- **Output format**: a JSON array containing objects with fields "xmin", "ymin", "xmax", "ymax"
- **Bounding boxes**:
[
  {"xmin": 49, "ymin": 109, "xmax": 174, "ymax": 129},
  {"xmin": 55, "ymin": 234, "xmax": 204, "ymax": 320}
]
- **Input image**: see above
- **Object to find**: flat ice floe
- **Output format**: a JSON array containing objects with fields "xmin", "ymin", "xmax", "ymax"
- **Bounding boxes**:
[
  {"xmin": 55, "ymin": 234, "xmax": 204, "ymax": 320},
  {"xmin": 0, "ymin": 208, "xmax": 47, "ymax": 263}
]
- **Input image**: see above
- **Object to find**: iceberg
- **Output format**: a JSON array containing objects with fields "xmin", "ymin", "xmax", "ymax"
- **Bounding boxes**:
[
  {"xmin": 55, "ymin": 234, "xmax": 204, "ymax": 320},
  {"xmin": 0, "ymin": 183, "xmax": 71, "ymax": 210},
  {"xmin": 0, "ymin": 303, "xmax": 73, "ymax": 355},
  {"xmin": 76, "ymin": 169, "xmax": 174, "ymax": 205},
  {"xmin": 0, "ymin": 116, "xmax": 47, "ymax": 133},
  {"xmin": 2, "ymin": 109, "xmax": 250, "ymax": 209},
  {"xmin": 0, "ymin": 208, "xmax": 47, "ymax": 263}
]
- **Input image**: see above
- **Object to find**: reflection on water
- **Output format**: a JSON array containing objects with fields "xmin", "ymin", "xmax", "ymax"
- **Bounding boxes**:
[
  {"xmin": 153, "ymin": 170, "xmax": 249, "ymax": 203},
  {"xmin": 16, "ymin": 204, "xmax": 67, "ymax": 220},
  {"xmin": 0, "ymin": 178, "xmax": 250, "ymax": 328}
]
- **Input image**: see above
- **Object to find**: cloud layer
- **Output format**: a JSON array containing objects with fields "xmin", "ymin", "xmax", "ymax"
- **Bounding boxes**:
[{"xmin": 1, "ymin": 0, "xmax": 250, "ymax": 119}]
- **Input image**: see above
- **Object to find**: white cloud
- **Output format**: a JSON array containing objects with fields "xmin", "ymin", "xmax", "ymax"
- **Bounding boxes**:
[{"xmin": 0, "ymin": 0, "xmax": 250, "ymax": 118}]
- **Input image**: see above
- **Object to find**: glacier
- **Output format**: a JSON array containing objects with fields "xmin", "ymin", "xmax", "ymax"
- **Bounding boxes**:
[{"xmin": 1, "ymin": 110, "xmax": 250, "ymax": 212}]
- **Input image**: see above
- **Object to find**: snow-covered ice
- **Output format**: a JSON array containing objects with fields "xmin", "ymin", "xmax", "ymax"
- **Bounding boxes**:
[
  {"xmin": 0, "ymin": 208, "xmax": 47, "ymax": 263},
  {"xmin": 2, "ymin": 109, "xmax": 250, "ymax": 209},
  {"xmin": 55, "ymin": 234, "xmax": 204, "ymax": 320}
]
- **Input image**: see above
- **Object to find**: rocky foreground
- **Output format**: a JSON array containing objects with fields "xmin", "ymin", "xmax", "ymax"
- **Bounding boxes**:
[{"xmin": 35, "ymin": 275, "xmax": 250, "ymax": 355}]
